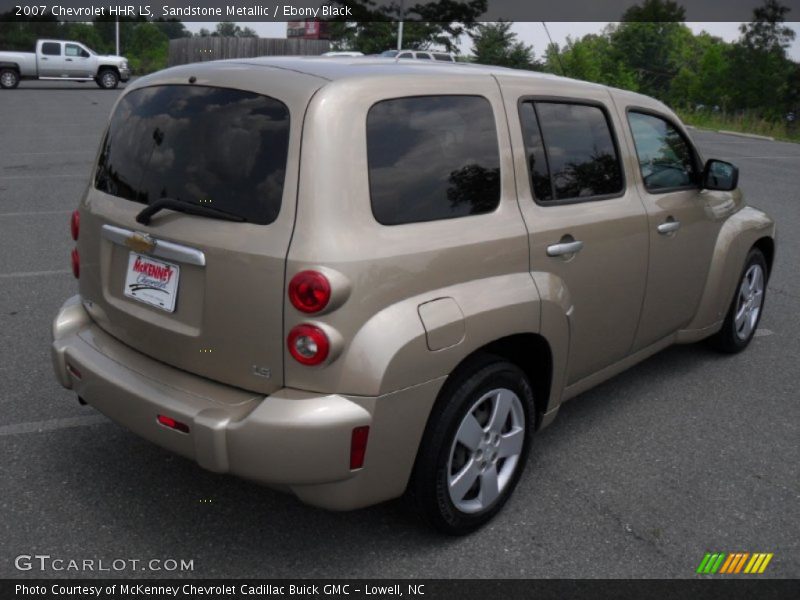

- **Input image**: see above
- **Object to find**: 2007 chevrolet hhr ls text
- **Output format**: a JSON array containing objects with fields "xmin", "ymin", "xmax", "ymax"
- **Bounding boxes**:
[{"xmin": 52, "ymin": 57, "xmax": 776, "ymax": 534}]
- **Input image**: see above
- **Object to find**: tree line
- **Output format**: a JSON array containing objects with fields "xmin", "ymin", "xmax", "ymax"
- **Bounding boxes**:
[{"xmin": 330, "ymin": 0, "xmax": 798, "ymax": 126}]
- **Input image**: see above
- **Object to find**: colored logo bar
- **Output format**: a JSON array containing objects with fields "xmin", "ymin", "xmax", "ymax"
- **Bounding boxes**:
[{"xmin": 696, "ymin": 552, "xmax": 773, "ymax": 574}]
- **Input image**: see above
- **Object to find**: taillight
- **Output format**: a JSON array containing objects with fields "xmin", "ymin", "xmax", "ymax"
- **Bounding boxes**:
[
  {"xmin": 70, "ymin": 210, "xmax": 80, "ymax": 241},
  {"xmin": 350, "ymin": 426, "xmax": 370, "ymax": 470},
  {"xmin": 70, "ymin": 248, "xmax": 80, "ymax": 279},
  {"xmin": 287, "ymin": 324, "xmax": 330, "ymax": 365},
  {"xmin": 157, "ymin": 414, "xmax": 190, "ymax": 434},
  {"xmin": 289, "ymin": 270, "xmax": 331, "ymax": 313}
]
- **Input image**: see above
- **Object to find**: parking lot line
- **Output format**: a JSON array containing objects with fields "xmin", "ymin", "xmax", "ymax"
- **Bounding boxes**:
[
  {"xmin": 0, "ymin": 210, "xmax": 72, "ymax": 218},
  {"xmin": 0, "ymin": 174, "xmax": 86, "ymax": 180},
  {"xmin": 0, "ymin": 415, "xmax": 108, "ymax": 436},
  {"xmin": 0, "ymin": 269, "xmax": 71, "ymax": 278}
]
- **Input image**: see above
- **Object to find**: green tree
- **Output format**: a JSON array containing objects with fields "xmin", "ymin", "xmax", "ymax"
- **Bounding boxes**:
[
  {"xmin": 93, "ymin": 16, "xmax": 147, "ymax": 55},
  {"xmin": 0, "ymin": 12, "xmax": 66, "ymax": 51},
  {"xmin": 328, "ymin": 0, "xmax": 487, "ymax": 54},
  {"xmin": 213, "ymin": 22, "xmax": 258, "ymax": 38},
  {"xmin": 153, "ymin": 19, "xmax": 192, "ymax": 40},
  {"xmin": 611, "ymin": 0, "xmax": 694, "ymax": 100},
  {"xmin": 668, "ymin": 32, "xmax": 731, "ymax": 109},
  {"xmin": 727, "ymin": 0, "xmax": 796, "ymax": 114},
  {"xmin": 469, "ymin": 21, "xmax": 534, "ymax": 68},
  {"xmin": 65, "ymin": 23, "xmax": 110, "ymax": 54},
  {"xmin": 550, "ymin": 29, "xmax": 638, "ymax": 90},
  {"xmin": 127, "ymin": 22, "xmax": 169, "ymax": 74}
]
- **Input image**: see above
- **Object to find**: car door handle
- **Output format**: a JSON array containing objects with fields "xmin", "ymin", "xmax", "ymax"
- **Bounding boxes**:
[
  {"xmin": 65, "ymin": 58, "xmax": 73, "ymax": 62},
  {"xmin": 547, "ymin": 240, "xmax": 584, "ymax": 257},
  {"xmin": 657, "ymin": 219, "xmax": 681, "ymax": 235}
]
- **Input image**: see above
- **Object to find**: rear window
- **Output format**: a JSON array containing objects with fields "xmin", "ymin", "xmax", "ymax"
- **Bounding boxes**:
[
  {"xmin": 95, "ymin": 85, "xmax": 290, "ymax": 225},
  {"xmin": 367, "ymin": 95, "xmax": 501, "ymax": 225}
]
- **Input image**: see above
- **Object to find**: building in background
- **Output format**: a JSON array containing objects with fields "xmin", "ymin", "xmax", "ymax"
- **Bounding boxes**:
[{"xmin": 287, "ymin": 21, "xmax": 331, "ymax": 40}]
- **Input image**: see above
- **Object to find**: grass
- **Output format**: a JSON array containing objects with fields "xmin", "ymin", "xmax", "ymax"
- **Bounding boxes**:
[{"xmin": 677, "ymin": 109, "xmax": 800, "ymax": 143}]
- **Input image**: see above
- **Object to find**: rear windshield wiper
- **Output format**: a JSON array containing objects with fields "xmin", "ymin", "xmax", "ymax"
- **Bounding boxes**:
[{"xmin": 136, "ymin": 198, "xmax": 246, "ymax": 225}]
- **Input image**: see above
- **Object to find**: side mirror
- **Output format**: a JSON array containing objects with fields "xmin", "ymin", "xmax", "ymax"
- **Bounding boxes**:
[{"xmin": 702, "ymin": 159, "xmax": 738, "ymax": 191}]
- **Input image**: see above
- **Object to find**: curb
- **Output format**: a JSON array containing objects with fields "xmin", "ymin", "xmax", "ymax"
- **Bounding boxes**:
[{"xmin": 717, "ymin": 129, "xmax": 775, "ymax": 141}]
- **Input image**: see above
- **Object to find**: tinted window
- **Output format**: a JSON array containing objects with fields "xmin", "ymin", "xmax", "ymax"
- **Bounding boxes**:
[
  {"xmin": 95, "ymin": 85, "xmax": 290, "ymax": 225},
  {"xmin": 433, "ymin": 53, "xmax": 453, "ymax": 62},
  {"xmin": 519, "ymin": 102, "xmax": 553, "ymax": 202},
  {"xmin": 367, "ymin": 96, "xmax": 501, "ymax": 225},
  {"xmin": 628, "ymin": 111, "xmax": 698, "ymax": 191},
  {"xmin": 416, "ymin": 53, "xmax": 432, "ymax": 59},
  {"xmin": 398, "ymin": 53, "xmax": 413, "ymax": 58},
  {"xmin": 41, "ymin": 42, "xmax": 60, "ymax": 56},
  {"xmin": 529, "ymin": 102, "xmax": 623, "ymax": 201}
]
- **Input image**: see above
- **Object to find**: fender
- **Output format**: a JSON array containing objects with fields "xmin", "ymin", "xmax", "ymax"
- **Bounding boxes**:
[
  {"xmin": 335, "ymin": 272, "xmax": 542, "ymax": 397},
  {"xmin": 678, "ymin": 206, "xmax": 776, "ymax": 342}
]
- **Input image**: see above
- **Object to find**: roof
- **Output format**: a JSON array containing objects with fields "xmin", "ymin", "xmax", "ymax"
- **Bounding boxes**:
[
  {"xmin": 148, "ymin": 56, "xmax": 666, "ymax": 114},
  {"xmin": 223, "ymin": 56, "xmax": 578, "ymax": 84}
]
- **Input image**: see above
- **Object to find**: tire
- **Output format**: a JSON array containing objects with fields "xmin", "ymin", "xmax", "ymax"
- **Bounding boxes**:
[
  {"xmin": 408, "ymin": 356, "xmax": 535, "ymax": 535},
  {"xmin": 96, "ymin": 69, "xmax": 119, "ymax": 90},
  {"xmin": 709, "ymin": 248, "xmax": 768, "ymax": 353},
  {"xmin": 0, "ymin": 68, "xmax": 20, "ymax": 89}
]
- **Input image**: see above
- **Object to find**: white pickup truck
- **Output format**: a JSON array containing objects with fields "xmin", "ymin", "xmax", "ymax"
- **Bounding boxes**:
[{"xmin": 0, "ymin": 39, "xmax": 131, "ymax": 90}]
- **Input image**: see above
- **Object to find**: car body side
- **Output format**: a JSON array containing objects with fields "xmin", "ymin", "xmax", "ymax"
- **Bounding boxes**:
[{"xmin": 51, "ymin": 59, "xmax": 775, "ymax": 511}]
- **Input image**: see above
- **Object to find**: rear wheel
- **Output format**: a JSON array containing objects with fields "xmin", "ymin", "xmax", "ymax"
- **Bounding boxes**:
[
  {"xmin": 408, "ymin": 357, "xmax": 535, "ymax": 535},
  {"xmin": 96, "ymin": 69, "xmax": 119, "ymax": 89},
  {"xmin": 710, "ymin": 248, "xmax": 767, "ymax": 353},
  {"xmin": 0, "ymin": 68, "xmax": 20, "ymax": 89}
]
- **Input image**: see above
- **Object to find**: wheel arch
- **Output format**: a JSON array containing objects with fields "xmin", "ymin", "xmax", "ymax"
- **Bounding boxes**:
[
  {"xmin": 426, "ymin": 333, "xmax": 554, "ymax": 432},
  {"xmin": 683, "ymin": 206, "xmax": 776, "ymax": 333},
  {"xmin": 753, "ymin": 235, "xmax": 775, "ymax": 278}
]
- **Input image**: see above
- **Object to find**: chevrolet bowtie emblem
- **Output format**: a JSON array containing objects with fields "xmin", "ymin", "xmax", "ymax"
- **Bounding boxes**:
[{"xmin": 125, "ymin": 232, "xmax": 157, "ymax": 254}]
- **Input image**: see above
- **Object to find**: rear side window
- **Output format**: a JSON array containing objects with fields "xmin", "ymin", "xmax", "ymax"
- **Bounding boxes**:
[
  {"xmin": 95, "ymin": 85, "xmax": 290, "ymax": 225},
  {"xmin": 433, "ymin": 53, "xmax": 453, "ymax": 62},
  {"xmin": 519, "ymin": 100, "xmax": 623, "ymax": 202},
  {"xmin": 41, "ymin": 42, "xmax": 60, "ymax": 56},
  {"xmin": 367, "ymin": 95, "xmax": 501, "ymax": 225},
  {"xmin": 628, "ymin": 111, "xmax": 698, "ymax": 191}
]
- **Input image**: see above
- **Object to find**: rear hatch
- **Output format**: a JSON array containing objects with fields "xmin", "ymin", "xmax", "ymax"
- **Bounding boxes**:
[{"xmin": 77, "ymin": 65, "xmax": 322, "ymax": 394}]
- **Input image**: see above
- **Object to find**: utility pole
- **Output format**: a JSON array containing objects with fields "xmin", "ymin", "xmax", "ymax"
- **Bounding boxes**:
[
  {"xmin": 115, "ymin": 19, "xmax": 120, "ymax": 56},
  {"xmin": 396, "ymin": 0, "xmax": 404, "ymax": 50}
]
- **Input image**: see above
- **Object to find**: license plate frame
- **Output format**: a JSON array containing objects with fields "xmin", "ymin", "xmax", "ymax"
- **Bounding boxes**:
[{"xmin": 123, "ymin": 252, "xmax": 180, "ymax": 313}]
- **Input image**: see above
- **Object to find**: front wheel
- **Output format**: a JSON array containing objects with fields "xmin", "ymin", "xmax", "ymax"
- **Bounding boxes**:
[
  {"xmin": 408, "ymin": 358, "xmax": 535, "ymax": 535},
  {"xmin": 96, "ymin": 69, "xmax": 119, "ymax": 89},
  {"xmin": 0, "ymin": 68, "xmax": 20, "ymax": 89},
  {"xmin": 710, "ymin": 248, "xmax": 768, "ymax": 353}
]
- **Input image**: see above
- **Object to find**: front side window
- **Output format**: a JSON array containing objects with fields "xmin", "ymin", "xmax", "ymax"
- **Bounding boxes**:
[
  {"xmin": 95, "ymin": 85, "xmax": 290, "ymax": 225},
  {"xmin": 367, "ymin": 95, "xmax": 501, "ymax": 225},
  {"xmin": 520, "ymin": 101, "xmax": 623, "ymax": 202},
  {"xmin": 65, "ymin": 44, "xmax": 82, "ymax": 57},
  {"xmin": 41, "ymin": 42, "xmax": 60, "ymax": 56},
  {"xmin": 628, "ymin": 111, "xmax": 698, "ymax": 191}
]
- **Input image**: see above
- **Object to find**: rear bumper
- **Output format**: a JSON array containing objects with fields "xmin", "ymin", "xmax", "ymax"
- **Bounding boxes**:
[{"xmin": 51, "ymin": 296, "xmax": 442, "ymax": 510}]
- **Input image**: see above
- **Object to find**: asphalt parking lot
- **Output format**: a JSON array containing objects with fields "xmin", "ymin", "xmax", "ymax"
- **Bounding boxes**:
[{"xmin": 1, "ymin": 80, "xmax": 798, "ymax": 579}]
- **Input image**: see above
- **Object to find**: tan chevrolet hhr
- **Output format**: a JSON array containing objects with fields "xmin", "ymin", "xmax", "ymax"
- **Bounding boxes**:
[{"xmin": 52, "ymin": 57, "xmax": 776, "ymax": 534}]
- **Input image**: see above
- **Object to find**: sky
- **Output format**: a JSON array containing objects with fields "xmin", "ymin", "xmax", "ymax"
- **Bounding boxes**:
[{"xmin": 184, "ymin": 21, "xmax": 800, "ymax": 61}]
